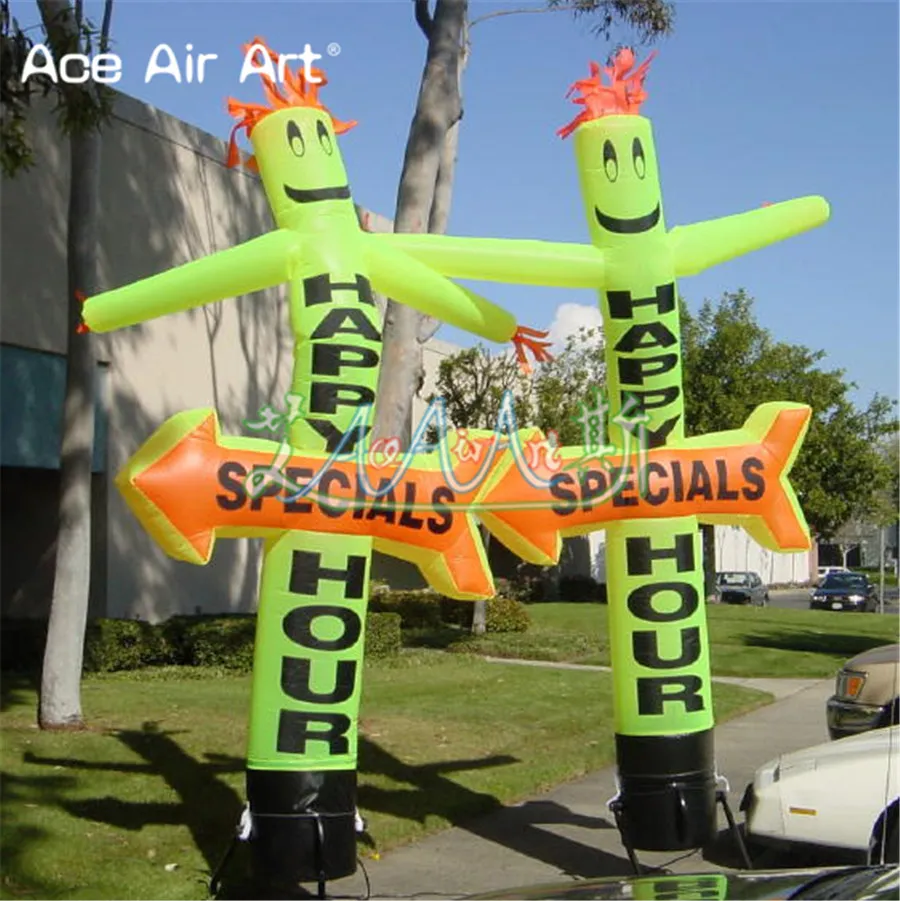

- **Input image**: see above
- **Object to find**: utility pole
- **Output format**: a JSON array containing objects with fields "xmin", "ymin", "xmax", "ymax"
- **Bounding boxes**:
[{"xmin": 879, "ymin": 526, "xmax": 886, "ymax": 615}]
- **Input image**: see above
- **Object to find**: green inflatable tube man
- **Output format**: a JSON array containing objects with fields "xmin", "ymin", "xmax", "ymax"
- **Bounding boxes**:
[
  {"xmin": 82, "ymin": 39, "xmax": 551, "ymax": 889},
  {"xmin": 373, "ymin": 48, "xmax": 829, "ymax": 852}
]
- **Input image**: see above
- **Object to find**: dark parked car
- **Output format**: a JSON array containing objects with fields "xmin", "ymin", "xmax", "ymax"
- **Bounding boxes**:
[
  {"xmin": 716, "ymin": 571, "xmax": 769, "ymax": 605},
  {"xmin": 810, "ymin": 572, "xmax": 878, "ymax": 612},
  {"xmin": 827, "ymin": 644, "xmax": 900, "ymax": 739}
]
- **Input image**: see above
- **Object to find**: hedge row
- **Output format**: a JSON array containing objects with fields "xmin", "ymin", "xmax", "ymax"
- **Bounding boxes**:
[
  {"xmin": 0, "ymin": 611, "xmax": 402, "ymax": 674},
  {"xmin": 2, "ymin": 586, "xmax": 533, "ymax": 675},
  {"xmin": 368, "ymin": 587, "xmax": 530, "ymax": 632}
]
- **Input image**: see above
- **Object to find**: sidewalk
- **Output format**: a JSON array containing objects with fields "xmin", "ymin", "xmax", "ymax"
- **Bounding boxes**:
[{"xmin": 330, "ymin": 669, "xmax": 835, "ymax": 900}]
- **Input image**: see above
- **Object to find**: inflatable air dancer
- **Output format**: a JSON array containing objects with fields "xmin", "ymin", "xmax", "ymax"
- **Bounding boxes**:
[
  {"xmin": 80, "ymin": 39, "xmax": 551, "ymax": 894},
  {"xmin": 558, "ymin": 52, "xmax": 828, "ymax": 855},
  {"xmin": 373, "ymin": 48, "xmax": 829, "ymax": 858}
]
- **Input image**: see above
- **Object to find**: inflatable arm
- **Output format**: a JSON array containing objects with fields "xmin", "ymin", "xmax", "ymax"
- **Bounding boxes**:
[
  {"xmin": 82, "ymin": 229, "xmax": 303, "ymax": 332},
  {"xmin": 670, "ymin": 196, "xmax": 830, "ymax": 278},
  {"xmin": 363, "ymin": 233, "xmax": 517, "ymax": 343},
  {"xmin": 371, "ymin": 233, "xmax": 606, "ymax": 289}
]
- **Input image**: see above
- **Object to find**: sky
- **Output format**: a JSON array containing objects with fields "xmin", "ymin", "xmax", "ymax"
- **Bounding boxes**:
[{"xmin": 12, "ymin": 0, "xmax": 900, "ymax": 407}]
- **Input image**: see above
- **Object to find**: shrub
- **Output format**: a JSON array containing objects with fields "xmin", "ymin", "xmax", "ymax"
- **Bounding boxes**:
[
  {"xmin": 485, "ymin": 597, "xmax": 530, "ymax": 633},
  {"xmin": 368, "ymin": 589, "xmax": 443, "ymax": 629},
  {"xmin": 181, "ymin": 616, "xmax": 257, "ymax": 671},
  {"xmin": 558, "ymin": 574, "xmax": 606, "ymax": 603},
  {"xmin": 437, "ymin": 597, "xmax": 471, "ymax": 628},
  {"xmin": 439, "ymin": 596, "xmax": 531, "ymax": 633},
  {"xmin": 507, "ymin": 564, "xmax": 551, "ymax": 603},
  {"xmin": 2, "ymin": 606, "xmax": 403, "ymax": 676},
  {"xmin": 83, "ymin": 619, "xmax": 173, "ymax": 672},
  {"xmin": 366, "ymin": 612, "xmax": 401, "ymax": 658}
]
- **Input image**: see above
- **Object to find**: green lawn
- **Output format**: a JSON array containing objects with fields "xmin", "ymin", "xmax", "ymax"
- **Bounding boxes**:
[
  {"xmin": 442, "ymin": 602, "xmax": 899, "ymax": 678},
  {"xmin": 1, "ymin": 656, "xmax": 770, "ymax": 900}
]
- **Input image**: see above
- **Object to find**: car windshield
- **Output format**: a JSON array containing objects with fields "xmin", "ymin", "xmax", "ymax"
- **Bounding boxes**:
[
  {"xmin": 719, "ymin": 573, "xmax": 751, "ymax": 586},
  {"xmin": 822, "ymin": 573, "xmax": 867, "ymax": 588}
]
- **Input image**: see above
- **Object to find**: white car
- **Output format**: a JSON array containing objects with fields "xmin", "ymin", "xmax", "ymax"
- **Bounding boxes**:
[
  {"xmin": 817, "ymin": 564, "xmax": 850, "ymax": 583},
  {"xmin": 742, "ymin": 725, "xmax": 899, "ymax": 862}
]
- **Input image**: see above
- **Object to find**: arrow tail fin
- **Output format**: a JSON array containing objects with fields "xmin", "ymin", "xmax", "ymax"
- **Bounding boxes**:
[{"xmin": 374, "ymin": 523, "xmax": 495, "ymax": 600}]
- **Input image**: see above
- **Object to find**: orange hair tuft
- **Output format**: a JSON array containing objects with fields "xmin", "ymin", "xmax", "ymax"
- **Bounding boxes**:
[
  {"xmin": 558, "ymin": 47, "xmax": 656, "ymax": 139},
  {"xmin": 226, "ymin": 37, "xmax": 357, "ymax": 169}
]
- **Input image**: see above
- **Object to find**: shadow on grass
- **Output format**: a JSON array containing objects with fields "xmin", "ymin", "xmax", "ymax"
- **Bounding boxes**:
[
  {"xmin": 357, "ymin": 737, "xmax": 633, "ymax": 882},
  {"xmin": 22, "ymin": 721, "xmax": 244, "ymax": 886},
  {"xmin": 742, "ymin": 631, "xmax": 891, "ymax": 658},
  {"xmin": 401, "ymin": 625, "xmax": 472, "ymax": 650},
  {"xmin": 16, "ymin": 725, "xmax": 634, "ymax": 896},
  {"xmin": 1, "ymin": 671, "xmax": 38, "ymax": 713},
  {"xmin": 1, "ymin": 771, "xmax": 71, "ymax": 899}
]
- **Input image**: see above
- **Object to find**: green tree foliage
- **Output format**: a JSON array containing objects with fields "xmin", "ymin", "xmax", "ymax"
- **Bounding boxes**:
[
  {"xmin": 1, "ymin": 0, "xmax": 114, "ymax": 177},
  {"xmin": 546, "ymin": 0, "xmax": 674, "ymax": 41},
  {"xmin": 429, "ymin": 326, "xmax": 607, "ymax": 445},
  {"xmin": 531, "ymin": 326, "xmax": 605, "ymax": 445},
  {"xmin": 1, "ymin": 0, "xmax": 47, "ymax": 175},
  {"xmin": 681, "ymin": 290, "xmax": 898, "ymax": 540},
  {"xmin": 428, "ymin": 344, "xmax": 531, "ymax": 431}
]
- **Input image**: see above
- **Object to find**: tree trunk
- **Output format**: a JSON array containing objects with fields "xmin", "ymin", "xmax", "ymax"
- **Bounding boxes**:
[
  {"xmin": 416, "ymin": 18, "xmax": 469, "ymax": 350},
  {"xmin": 39, "ymin": 126, "xmax": 100, "ymax": 729},
  {"xmin": 36, "ymin": 0, "xmax": 107, "ymax": 729},
  {"xmin": 473, "ymin": 523, "xmax": 489, "ymax": 635},
  {"xmin": 700, "ymin": 523, "xmax": 716, "ymax": 601},
  {"xmin": 372, "ymin": 0, "xmax": 467, "ymax": 445}
]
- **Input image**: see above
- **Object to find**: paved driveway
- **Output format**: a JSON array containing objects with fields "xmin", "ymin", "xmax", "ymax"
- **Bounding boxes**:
[{"xmin": 329, "ymin": 671, "xmax": 839, "ymax": 900}]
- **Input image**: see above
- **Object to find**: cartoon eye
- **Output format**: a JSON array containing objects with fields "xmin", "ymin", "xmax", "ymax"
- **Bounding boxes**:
[
  {"xmin": 286, "ymin": 120, "xmax": 305, "ymax": 157},
  {"xmin": 603, "ymin": 140, "xmax": 618, "ymax": 182},
  {"xmin": 316, "ymin": 120, "xmax": 333, "ymax": 155},
  {"xmin": 632, "ymin": 137, "xmax": 646, "ymax": 179}
]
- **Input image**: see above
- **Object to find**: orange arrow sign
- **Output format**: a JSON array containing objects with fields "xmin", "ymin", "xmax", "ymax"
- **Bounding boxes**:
[
  {"xmin": 473, "ymin": 402, "xmax": 812, "ymax": 565},
  {"xmin": 115, "ymin": 409, "xmax": 498, "ymax": 600}
]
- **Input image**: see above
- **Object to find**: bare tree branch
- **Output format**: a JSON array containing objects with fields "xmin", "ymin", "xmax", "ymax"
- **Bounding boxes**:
[
  {"xmin": 99, "ymin": 0, "xmax": 113, "ymax": 50},
  {"xmin": 469, "ymin": 3, "xmax": 579, "ymax": 29},
  {"xmin": 414, "ymin": 0, "xmax": 433, "ymax": 37}
]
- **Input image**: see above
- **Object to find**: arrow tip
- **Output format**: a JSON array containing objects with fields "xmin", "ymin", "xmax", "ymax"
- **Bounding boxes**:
[{"xmin": 117, "ymin": 410, "xmax": 220, "ymax": 565}]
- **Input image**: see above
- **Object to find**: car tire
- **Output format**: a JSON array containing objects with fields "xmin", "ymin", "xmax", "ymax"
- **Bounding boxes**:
[
  {"xmin": 879, "ymin": 818, "xmax": 898, "ymax": 864},
  {"xmin": 887, "ymin": 820, "xmax": 899, "ymax": 864},
  {"xmin": 871, "ymin": 803, "xmax": 899, "ymax": 864}
]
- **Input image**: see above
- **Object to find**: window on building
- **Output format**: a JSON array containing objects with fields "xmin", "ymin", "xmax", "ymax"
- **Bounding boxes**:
[{"xmin": 0, "ymin": 344, "xmax": 108, "ymax": 471}]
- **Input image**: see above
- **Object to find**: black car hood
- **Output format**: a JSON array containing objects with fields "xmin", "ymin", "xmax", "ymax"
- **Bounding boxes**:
[{"xmin": 467, "ymin": 865, "xmax": 898, "ymax": 900}]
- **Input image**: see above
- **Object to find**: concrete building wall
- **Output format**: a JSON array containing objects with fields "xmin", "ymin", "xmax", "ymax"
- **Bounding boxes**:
[{"xmin": 590, "ymin": 525, "xmax": 813, "ymax": 587}]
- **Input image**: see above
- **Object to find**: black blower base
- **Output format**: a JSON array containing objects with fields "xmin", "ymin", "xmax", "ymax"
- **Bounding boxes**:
[
  {"xmin": 614, "ymin": 730, "xmax": 716, "ymax": 852},
  {"xmin": 247, "ymin": 768, "xmax": 358, "ymax": 886}
]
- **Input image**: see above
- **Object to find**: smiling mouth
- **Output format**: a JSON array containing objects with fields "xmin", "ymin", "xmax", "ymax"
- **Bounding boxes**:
[
  {"xmin": 284, "ymin": 184, "xmax": 351, "ymax": 204},
  {"xmin": 594, "ymin": 203, "xmax": 661, "ymax": 234}
]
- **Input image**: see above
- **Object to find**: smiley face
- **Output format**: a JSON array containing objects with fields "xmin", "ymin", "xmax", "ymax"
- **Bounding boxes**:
[
  {"xmin": 572, "ymin": 115, "xmax": 665, "ymax": 243},
  {"xmin": 250, "ymin": 106, "xmax": 352, "ymax": 225},
  {"xmin": 281, "ymin": 118, "xmax": 351, "ymax": 204}
]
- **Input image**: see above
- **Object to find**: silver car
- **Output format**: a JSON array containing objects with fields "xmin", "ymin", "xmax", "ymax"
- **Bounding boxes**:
[{"xmin": 716, "ymin": 571, "xmax": 769, "ymax": 605}]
